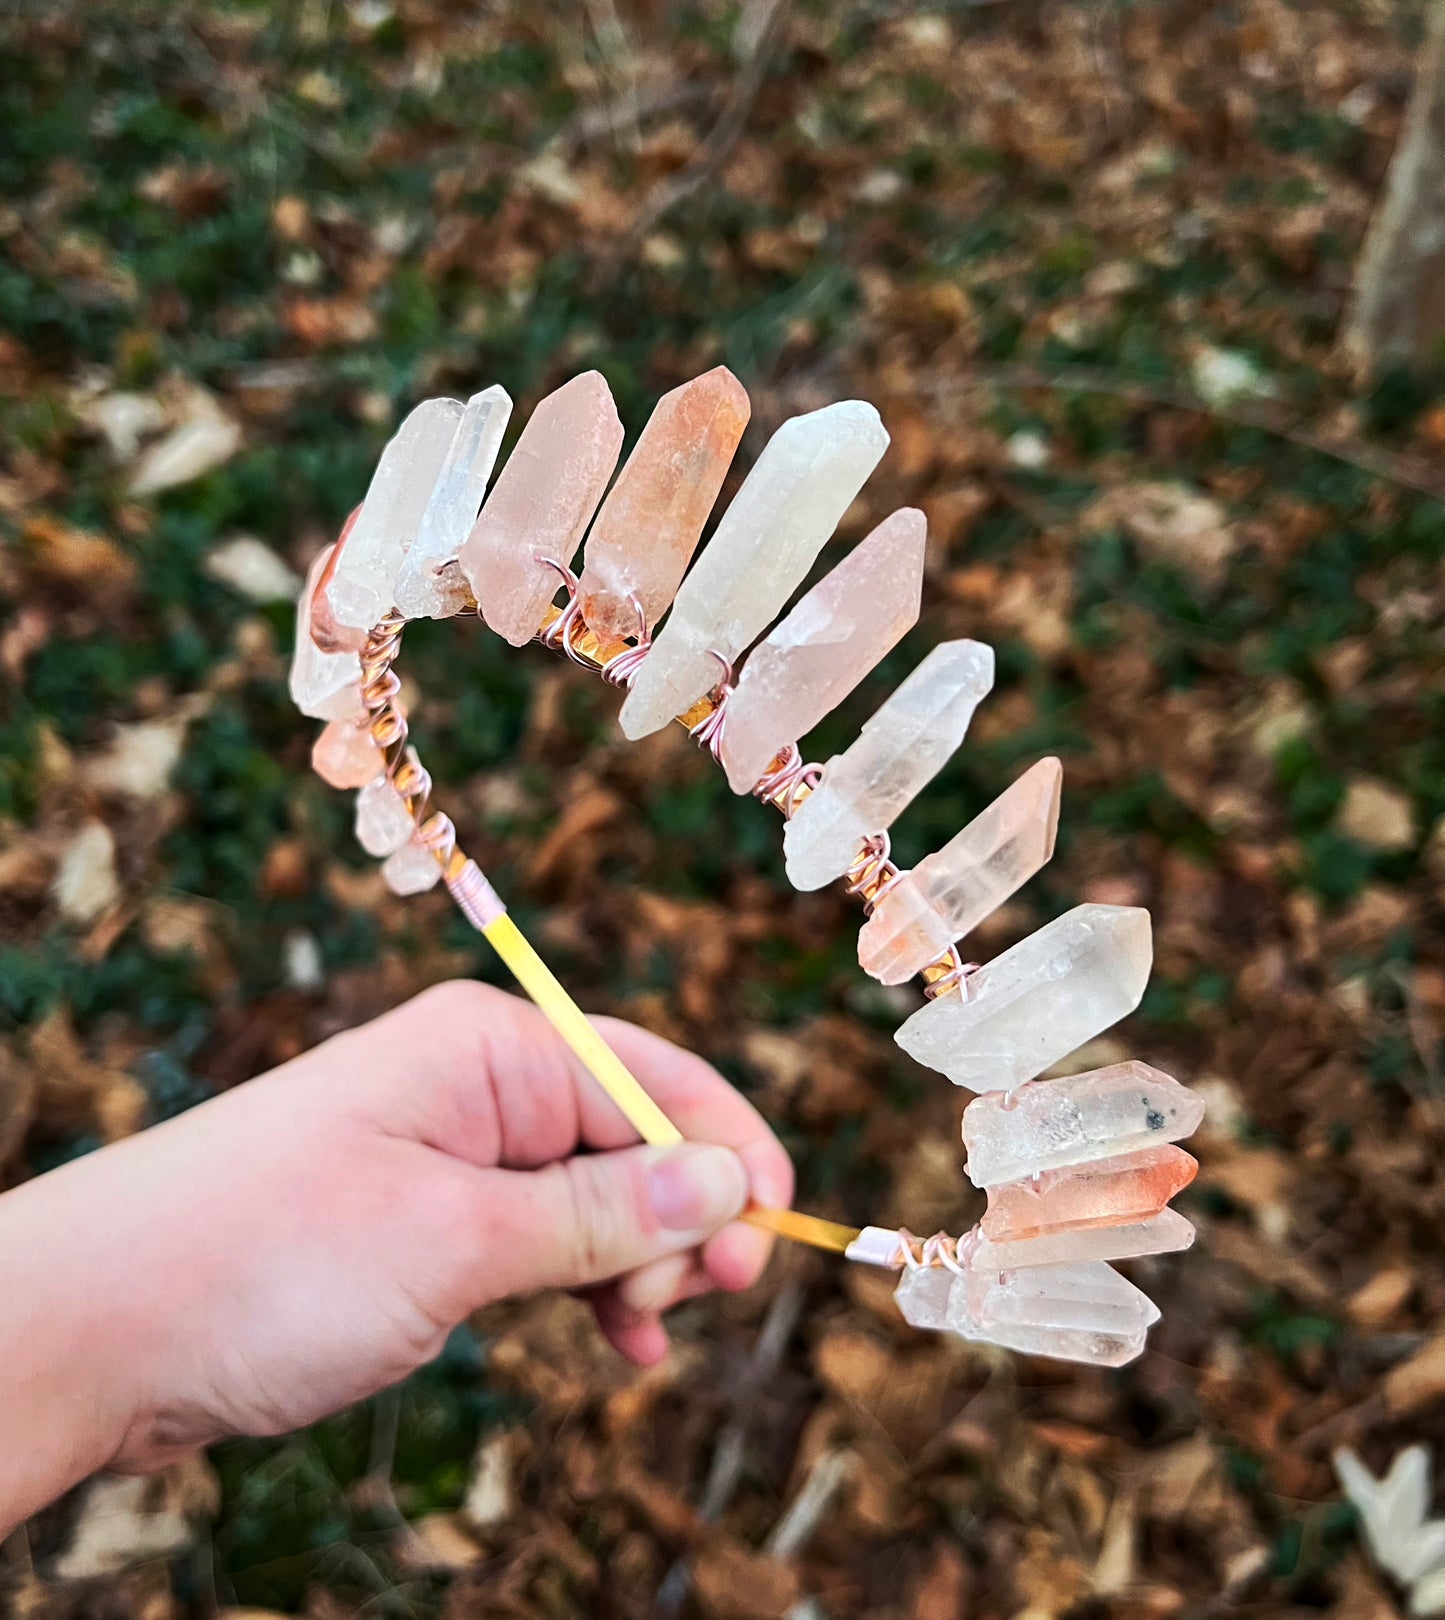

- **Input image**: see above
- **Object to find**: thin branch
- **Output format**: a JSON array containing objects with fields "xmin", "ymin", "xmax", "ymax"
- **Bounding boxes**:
[
  {"xmin": 654, "ymin": 1280, "xmax": 805, "ymax": 1617},
  {"xmin": 625, "ymin": 0, "xmax": 790, "ymax": 247},
  {"xmin": 763, "ymin": 1448, "xmax": 855, "ymax": 1561},
  {"xmin": 918, "ymin": 362, "xmax": 1445, "ymax": 503}
]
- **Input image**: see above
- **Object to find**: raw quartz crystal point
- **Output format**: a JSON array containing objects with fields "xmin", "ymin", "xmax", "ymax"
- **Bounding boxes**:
[
  {"xmin": 290, "ymin": 545, "xmax": 365, "ymax": 721},
  {"xmin": 783, "ymin": 639, "xmax": 995, "ymax": 892},
  {"xmin": 893, "ymin": 1263, "xmax": 956, "ymax": 1331},
  {"xmin": 895, "ymin": 903, "xmax": 1153, "ymax": 1090},
  {"xmin": 382, "ymin": 834, "xmax": 443, "ymax": 895},
  {"xmin": 619, "ymin": 400, "xmax": 890, "ymax": 739},
  {"xmin": 858, "ymin": 756, "xmax": 1063, "ymax": 984},
  {"xmin": 973, "ymin": 1207, "xmax": 1196, "ymax": 1272},
  {"xmin": 393, "ymin": 385, "xmax": 513, "ymax": 620},
  {"xmin": 312, "ymin": 717, "xmax": 383, "ymax": 789},
  {"xmin": 958, "ymin": 1260, "xmax": 1158, "ymax": 1367},
  {"xmin": 324, "ymin": 398, "xmax": 464, "ymax": 632},
  {"xmin": 355, "ymin": 768, "xmax": 415, "ymax": 857},
  {"xmin": 460, "ymin": 371, "xmax": 624, "ymax": 647},
  {"xmin": 718, "ymin": 508, "xmax": 926, "ymax": 793},
  {"xmin": 894, "ymin": 1257, "xmax": 1158, "ymax": 1367},
  {"xmin": 980, "ymin": 1145, "xmax": 1198, "ymax": 1240},
  {"xmin": 963, "ymin": 1061, "xmax": 1206, "ymax": 1188},
  {"xmin": 577, "ymin": 367, "xmax": 750, "ymax": 642}
]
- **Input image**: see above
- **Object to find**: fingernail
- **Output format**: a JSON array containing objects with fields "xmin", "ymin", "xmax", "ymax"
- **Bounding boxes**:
[{"xmin": 648, "ymin": 1144, "xmax": 748, "ymax": 1232}]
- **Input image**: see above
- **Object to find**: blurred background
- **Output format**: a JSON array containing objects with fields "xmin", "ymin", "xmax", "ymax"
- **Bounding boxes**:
[{"xmin": 3, "ymin": 1, "xmax": 1444, "ymax": 1615}]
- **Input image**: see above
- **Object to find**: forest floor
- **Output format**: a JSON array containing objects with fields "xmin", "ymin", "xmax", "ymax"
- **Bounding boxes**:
[{"xmin": 2, "ymin": 2, "xmax": 1444, "ymax": 1617}]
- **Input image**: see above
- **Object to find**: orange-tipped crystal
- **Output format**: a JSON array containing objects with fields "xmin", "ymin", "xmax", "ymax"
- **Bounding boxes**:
[
  {"xmin": 578, "ymin": 367, "xmax": 750, "ymax": 643},
  {"xmin": 981, "ymin": 1145, "xmax": 1197, "ymax": 1241}
]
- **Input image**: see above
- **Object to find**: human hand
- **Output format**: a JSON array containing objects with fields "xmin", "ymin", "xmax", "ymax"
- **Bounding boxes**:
[{"xmin": 0, "ymin": 981, "xmax": 792, "ymax": 1531}]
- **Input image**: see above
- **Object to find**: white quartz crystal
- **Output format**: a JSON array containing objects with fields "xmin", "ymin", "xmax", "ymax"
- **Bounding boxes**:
[
  {"xmin": 962, "ymin": 1257, "xmax": 1158, "ymax": 1329},
  {"xmin": 290, "ymin": 544, "xmax": 364, "ymax": 720},
  {"xmin": 894, "ymin": 1251, "xmax": 1158, "ymax": 1365},
  {"xmin": 382, "ymin": 834, "xmax": 443, "ymax": 894},
  {"xmin": 324, "ymin": 397, "xmax": 463, "ymax": 631},
  {"xmin": 893, "ymin": 1263, "xmax": 959, "ymax": 1331},
  {"xmin": 618, "ymin": 400, "xmax": 890, "ymax": 738},
  {"xmin": 784, "ymin": 639, "xmax": 995, "ymax": 891},
  {"xmin": 393, "ymin": 386, "xmax": 512, "ymax": 620},
  {"xmin": 355, "ymin": 773, "xmax": 414, "ymax": 856},
  {"xmin": 971, "ymin": 1207, "xmax": 1196, "ymax": 1272},
  {"xmin": 955, "ymin": 1259, "xmax": 1157, "ymax": 1366},
  {"xmin": 894, "ymin": 904, "xmax": 1153, "ymax": 1091},
  {"xmin": 962, "ymin": 1061, "xmax": 1205, "ymax": 1188}
]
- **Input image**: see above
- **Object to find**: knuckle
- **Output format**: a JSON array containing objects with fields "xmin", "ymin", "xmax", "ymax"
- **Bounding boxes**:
[
  {"xmin": 556, "ymin": 1155, "xmax": 649, "ymax": 1286},
  {"xmin": 410, "ymin": 978, "xmax": 497, "ymax": 1026}
]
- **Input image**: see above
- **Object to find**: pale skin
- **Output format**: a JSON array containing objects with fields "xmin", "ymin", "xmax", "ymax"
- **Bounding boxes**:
[{"xmin": 0, "ymin": 980, "xmax": 793, "ymax": 1538}]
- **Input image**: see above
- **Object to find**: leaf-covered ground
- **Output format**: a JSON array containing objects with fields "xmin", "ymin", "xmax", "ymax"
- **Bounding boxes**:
[{"xmin": 2, "ymin": 2, "xmax": 1444, "ymax": 1616}]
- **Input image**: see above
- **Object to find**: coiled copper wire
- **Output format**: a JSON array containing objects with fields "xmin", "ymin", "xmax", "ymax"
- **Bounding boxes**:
[{"xmin": 336, "ymin": 538, "xmax": 981, "ymax": 1004}]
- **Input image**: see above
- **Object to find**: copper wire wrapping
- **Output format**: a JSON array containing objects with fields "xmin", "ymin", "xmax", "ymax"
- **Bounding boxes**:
[
  {"xmin": 895, "ymin": 1226, "xmax": 981, "ymax": 1271},
  {"xmin": 335, "ymin": 548, "xmax": 980, "ymax": 998}
]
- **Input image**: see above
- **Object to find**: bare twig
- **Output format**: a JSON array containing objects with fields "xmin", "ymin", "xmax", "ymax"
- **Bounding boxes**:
[
  {"xmin": 626, "ymin": 0, "xmax": 790, "ymax": 246},
  {"xmin": 562, "ymin": 81, "xmax": 714, "ymax": 154},
  {"xmin": 654, "ymin": 1280, "xmax": 805, "ymax": 1616},
  {"xmin": 918, "ymin": 362, "xmax": 1445, "ymax": 503},
  {"xmin": 584, "ymin": 0, "xmax": 642, "ymax": 154},
  {"xmin": 764, "ymin": 1448, "xmax": 855, "ymax": 1561}
]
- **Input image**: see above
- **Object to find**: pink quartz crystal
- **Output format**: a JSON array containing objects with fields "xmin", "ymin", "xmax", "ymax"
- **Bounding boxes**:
[
  {"xmin": 459, "ymin": 371, "xmax": 624, "ymax": 646},
  {"xmin": 718, "ymin": 507, "xmax": 926, "ymax": 792},
  {"xmin": 309, "ymin": 504, "xmax": 366, "ymax": 653},
  {"xmin": 311, "ymin": 717, "xmax": 383, "ymax": 789},
  {"xmin": 577, "ymin": 367, "xmax": 750, "ymax": 643},
  {"xmin": 858, "ymin": 756, "xmax": 1062, "ymax": 984},
  {"xmin": 289, "ymin": 544, "xmax": 366, "ymax": 721},
  {"xmin": 980, "ymin": 1145, "xmax": 1198, "ymax": 1241}
]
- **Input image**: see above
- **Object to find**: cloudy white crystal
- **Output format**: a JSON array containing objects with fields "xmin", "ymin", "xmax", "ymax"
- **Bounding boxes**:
[
  {"xmin": 894, "ymin": 904, "xmax": 1153, "ymax": 1091},
  {"xmin": 355, "ymin": 774, "xmax": 414, "ymax": 856},
  {"xmin": 382, "ymin": 834, "xmax": 444, "ymax": 895},
  {"xmin": 972, "ymin": 1207, "xmax": 1195, "ymax": 1272},
  {"xmin": 784, "ymin": 639, "xmax": 995, "ymax": 891},
  {"xmin": 324, "ymin": 397, "xmax": 464, "ymax": 631},
  {"xmin": 393, "ymin": 386, "xmax": 513, "ymax": 620},
  {"xmin": 893, "ymin": 1253, "xmax": 1158, "ymax": 1366},
  {"xmin": 956, "ymin": 1260, "xmax": 1158, "ymax": 1366},
  {"xmin": 963, "ymin": 1060, "xmax": 1205, "ymax": 1188},
  {"xmin": 619, "ymin": 400, "xmax": 890, "ymax": 739}
]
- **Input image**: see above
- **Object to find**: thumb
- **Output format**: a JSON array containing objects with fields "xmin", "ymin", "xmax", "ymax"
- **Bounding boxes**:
[{"xmin": 472, "ymin": 1142, "xmax": 750, "ymax": 1299}]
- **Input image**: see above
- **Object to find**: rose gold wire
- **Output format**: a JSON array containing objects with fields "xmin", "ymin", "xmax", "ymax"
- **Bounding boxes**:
[
  {"xmin": 923, "ymin": 950, "xmax": 978, "ymax": 1001},
  {"xmin": 358, "ymin": 610, "xmax": 466, "ymax": 888},
  {"xmin": 601, "ymin": 595, "xmax": 652, "ymax": 688},
  {"xmin": 685, "ymin": 651, "xmax": 734, "ymax": 760},
  {"xmin": 536, "ymin": 558, "xmax": 595, "ymax": 667},
  {"xmin": 892, "ymin": 1225, "xmax": 982, "ymax": 1270},
  {"xmin": 842, "ymin": 831, "xmax": 903, "ymax": 915},
  {"xmin": 751, "ymin": 743, "xmax": 824, "ymax": 818}
]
